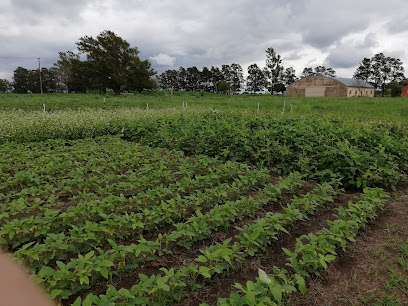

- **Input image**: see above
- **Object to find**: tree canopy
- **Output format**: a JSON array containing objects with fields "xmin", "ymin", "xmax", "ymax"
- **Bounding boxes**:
[
  {"xmin": 353, "ymin": 53, "xmax": 405, "ymax": 96},
  {"xmin": 301, "ymin": 66, "xmax": 336, "ymax": 78},
  {"xmin": 264, "ymin": 47, "xmax": 284, "ymax": 94},
  {"xmin": 76, "ymin": 30, "xmax": 155, "ymax": 95},
  {"xmin": 157, "ymin": 64, "xmax": 244, "ymax": 93}
]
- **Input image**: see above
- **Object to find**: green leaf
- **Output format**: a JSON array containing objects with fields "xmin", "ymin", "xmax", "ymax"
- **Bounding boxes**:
[
  {"xmin": 245, "ymin": 289, "xmax": 256, "ymax": 306},
  {"xmin": 82, "ymin": 294, "xmax": 94, "ymax": 306},
  {"xmin": 258, "ymin": 268, "xmax": 271, "ymax": 285},
  {"xmin": 195, "ymin": 255, "xmax": 208, "ymax": 263},
  {"xmin": 38, "ymin": 266, "xmax": 55, "ymax": 278},
  {"xmin": 282, "ymin": 248, "xmax": 292, "ymax": 257},
  {"xmin": 101, "ymin": 259, "xmax": 114, "ymax": 267},
  {"xmin": 324, "ymin": 254, "xmax": 336, "ymax": 262},
  {"xmin": 268, "ymin": 284, "xmax": 282, "ymax": 303},
  {"xmin": 80, "ymin": 275, "xmax": 90, "ymax": 285},
  {"xmin": 117, "ymin": 288, "xmax": 135, "ymax": 299},
  {"xmin": 21, "ymin": 241, "xmax": 35, "ymax": 250},
  {"xmin": 294, "ymin": 274, "xmax": 306, "ymax": 295},
  {"xmin": 50, "ymin": 289, "xmax": 63, "ymax": 299},
  {"xmin": 274, "ymin": 224, "xmax": 289, "ymax": 234},
  {"xmin": 199, "ymin": 266, "xmax": 211, "ymax": 278},
  {"xmin": 56, "ymin": 261, "xmax": 65, "ymax": 270},
  {"xmin": 249, "ymin": 231, "xmax": 261, "ymax": 241},
  {"xmin": 100, "ymin": 266, "xmax": 109, "ymax": 279},
  {"xmin": 84, "ymin": 250, "xmax": 95, "ymax": 260},
  {"xmin": 71, "ymin": 297, "xmax": 82, "ymax": 306}
]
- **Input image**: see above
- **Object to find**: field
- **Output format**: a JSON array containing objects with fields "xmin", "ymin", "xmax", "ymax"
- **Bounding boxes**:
[{"xmin": 1, "ymin": 93, "xmax": 408, "ymax": 305}]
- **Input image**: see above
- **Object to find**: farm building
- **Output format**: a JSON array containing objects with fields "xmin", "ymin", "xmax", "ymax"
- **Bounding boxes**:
[
  {"xmin": 286, "ymin": 76, "xmax": 375, "ymax": 97},
  {"xmin": 402, "ymin": 85, "xmax": 408, "ymax": 97}
]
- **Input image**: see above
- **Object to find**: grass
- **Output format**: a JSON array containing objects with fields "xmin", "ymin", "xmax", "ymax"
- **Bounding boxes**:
[{"xmin": 0, "ymin": 92, "xmax": 408, "ymax": 124}]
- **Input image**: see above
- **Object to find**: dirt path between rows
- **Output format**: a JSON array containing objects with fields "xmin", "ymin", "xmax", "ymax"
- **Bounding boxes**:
[{"xmin": 288, "ymin": 189, "xmax": 408, "ymax": 305}]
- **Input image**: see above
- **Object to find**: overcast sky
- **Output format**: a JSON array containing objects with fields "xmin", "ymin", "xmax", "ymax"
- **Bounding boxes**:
[{"xmin": 1, "ymin": 0, "xmax": 407, "ymax": 81}]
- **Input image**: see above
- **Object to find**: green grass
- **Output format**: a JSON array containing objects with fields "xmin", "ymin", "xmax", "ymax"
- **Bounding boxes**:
[{"xmin": 1, "ymin": 92, "xmax": 408, "ymax": 123}]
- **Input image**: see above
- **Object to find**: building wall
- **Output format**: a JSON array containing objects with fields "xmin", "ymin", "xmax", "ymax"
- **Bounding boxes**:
[
  {"xmin": 286, "ymin": 77, "xmax": 374, "ymax": 97},
  {"xmin": 346, "ymin": 87, "xmax": 375, "ymax": 97},
  {"xmin": 286, "ymin": 77, "xmax": 347, "ymax": 97},
  {"xmin": 402, "ymin": 86, "xmax": 408, "ymax": 97}
]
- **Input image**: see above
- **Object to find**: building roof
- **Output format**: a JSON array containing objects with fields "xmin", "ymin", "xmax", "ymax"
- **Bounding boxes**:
[
  {"xmin": 332, "ymin": 77, "xmax": 374, "ymax": 88},
  {"xmin": 289, "ymin": 76, "xmax": 374, "ymax": 88}
]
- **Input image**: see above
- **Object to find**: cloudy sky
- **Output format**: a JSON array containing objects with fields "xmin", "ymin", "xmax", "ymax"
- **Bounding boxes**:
[{"xmin": 1, "ymin": 0, "xmax": 407, "ymax": 81}]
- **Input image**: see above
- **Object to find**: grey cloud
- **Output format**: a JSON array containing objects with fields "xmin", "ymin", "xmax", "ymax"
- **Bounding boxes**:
[
  {"xmin": 386, "ymin": 17, "xmax": 408, "ymax": 34},
  {"xmin": 325, "ymin": 34, "xmax": 378, "ymax": 69},
  {"xmin": 1, "ymin": 0, "xmax": 408, "ymax": 80}
]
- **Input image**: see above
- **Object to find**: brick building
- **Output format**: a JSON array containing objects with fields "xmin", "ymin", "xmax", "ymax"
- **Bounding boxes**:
[{"xmin": 286, "ymin": 76, "xmax": 375, "ymax": 97}]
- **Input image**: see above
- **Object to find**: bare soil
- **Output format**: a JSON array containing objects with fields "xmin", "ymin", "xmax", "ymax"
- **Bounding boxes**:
[
  {"xmin": 287, "ymin": 189, "xmax": 408, "ymax": 305},
  {"xmin": 64, "ymin": 187, "xmax": 408, "ymax": 306}
]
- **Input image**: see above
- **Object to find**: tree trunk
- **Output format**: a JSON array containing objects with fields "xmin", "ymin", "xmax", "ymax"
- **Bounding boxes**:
[{"xmin": 114, "ymin": 85, "xmax": 121, "ymax": 96}]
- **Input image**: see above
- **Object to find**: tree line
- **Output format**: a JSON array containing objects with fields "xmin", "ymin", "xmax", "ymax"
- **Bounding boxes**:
[
  {"xmin": 157, "ymin": 48, "xmax": 329, "ymax": 94},
  {"xmin": 353, "ymin": 53, "xmax": 406, "ymax": 96},
  {"xmin": 1, "ymin": 31, "xmax": 156, "ymax": 95},
  {"xmin": 0, "ymin": 30, "xmax": 406, "ymax": 95}
]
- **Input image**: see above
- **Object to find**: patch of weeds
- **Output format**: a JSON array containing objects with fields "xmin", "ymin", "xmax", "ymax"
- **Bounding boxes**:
[
  {"xmin": 397, "ymin": 240, "xmax": 408, "ymax": 272},
  {"xmin": 360, "ymin": 294, "xmax": 377, "ymax": 305},
  {"xmin": 373, "ymin": 248, "xmax": 386, "ymax": 261},
  {"xmin": 373, "ymin": 293, "xmax": 401, "ymax": 306},
  {"xmin": 398, "ymin": 240, "xmax": 408, "ymax": 258},
  {"xmin": 397, "ymin": 258, "xmax": 408, "ymax": 272},
  {"xmin": 385, "ymin": 223, "xmax": 401, "ymax": 234},
  {"xmin": 384, "ymin": 267, "xmax": 408, "ymax": 292}
]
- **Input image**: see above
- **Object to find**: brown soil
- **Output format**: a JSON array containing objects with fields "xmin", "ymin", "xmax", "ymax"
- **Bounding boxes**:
[
  {"xmin": 65, "ymin": 183, "xmax": 322, "ymax": 304},
  {"xmin": 287, "ymin": 190, "xmax": 408, "ymax": 305},
  {"xmin": 180, "ymin": 191, "xmax": 360, "ymax": 306},
  {"xmin": 61, "ymin": 187, "xmax": 408, "ymax": 306}
]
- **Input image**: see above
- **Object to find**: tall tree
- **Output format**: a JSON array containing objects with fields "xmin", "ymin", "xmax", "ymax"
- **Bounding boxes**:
[
  {"xmin": 129, "ymin": 58, "xmax": 156, "ymax": 93},
  {"xmin": 12, "ymin": 67, "xmax": 30, "ymax": 93},
  {"xmin": 230, "ymin": 63, "xmax": 244, "ymax": 92},
  {"xmin": 54, "ymin": 51, "xmax": 81, "ymax": 92},
  {"xmin": 282, "ymin": 67, "xmax": 297, "ymax": 88},
  {"xmin": 185, "ymin": 66, "xmax": 200, "ymax": 91},
  {"xmin": 264, "ymin": 48, "xmax": 284, "ymax": 94},
  {"xmin": 389, "ymin": 57, "xmax": 405, "ymax": 83},
  {"xmin": 158, "ymin": 69, "xmax": 178, "ymax": 91},
  {"xmin": 301, "ymin": 66, "xmax": 336, "ymax": 78},
  {"xmin": 314, "ymin": 66, "xmax": 336, "ymax": 77},
  {"xmin": 217, "ymin": 80, "xmax": 230, "ymax": 94},
  {"xmin": 200, "ymin": 67, "xmax": 213, "ymax": 92},
  {"xmin": 300, "ymin": 67, "xmax": 314, "ymax": 78},
  {"xmin": 76, "ymin": 30, "xmax": 154, "ymax": 95},
  {"xmin": 355, "ymin": 53, "xmax": 406, "ymax": 96},
  {"xmin": 246, "ymin": 64, "xmax": 267, "ymax": 92},
  {"xmin": 177, "ymin": 67, "xmax": 187, "ymax": 91},
  {"xmin": 0, "ymin": 79, "xmax": 12, "ymax": 92},
  {"xmin": 210, "ymin": 66, "xmax": 223, "ymax": 93},
  {"xmin": 353, "ymin": 58, "xmax": 372, "ymax": 82},
  {"xmin": 221, "ymin": 64, "xmax": 232, "ymax": 83}
]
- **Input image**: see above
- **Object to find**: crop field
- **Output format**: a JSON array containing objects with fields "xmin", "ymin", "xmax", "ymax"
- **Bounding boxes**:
[{"xmin": 1, "ymin": 93, "xmax": 408, "ymax": 305}]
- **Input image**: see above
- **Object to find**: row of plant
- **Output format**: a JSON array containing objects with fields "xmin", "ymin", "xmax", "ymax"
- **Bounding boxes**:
[
  {"xmin": 216, "ymin": 187, "xmax": 388, "ymax": 305},
  {"xmin": 13, "ymin": 167, "xmax": 270, "ymax": 269},
  {"xmin": 25, "ymin": 173, "xmax": 302, "ymax": 301},
  {"xmin": 66, "ymin": 182, "xmax": 337, "ymax": 305},
  {"xmin": 0, "ymin": 107, "xmax": 196, "ymax": 143},
  {"xmin": 123, "ymin": 112, "xmax": 408, "ymax": 189},
  {"xmin": 77, "ymin": 186, "xmax": 383, "ymax": 306},
  {"xmin": 0, "ymin": 136, "xmax": 229, "ymax": 216},
  {"xmin": 1, "ymin": 161, "xmax": 264, "ymax": 251},
  {"xmin": 2, "ymin": 108, "xmax": 408, "ymax": 190}
]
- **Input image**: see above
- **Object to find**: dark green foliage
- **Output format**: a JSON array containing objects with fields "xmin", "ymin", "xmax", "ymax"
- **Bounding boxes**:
[
  {"xmin": 0, "ymin": 79, "xmax": 12, "ymax": 92},
  {"xmin": 123, "ymin": 113, "xmax": 408, "ymax": 189},
  {"xmin": 387, "ymin": 81, "xmax": 403, "ymax": 97},
  {"xmin": 217, "ymin": 80, "xmax": 230, "ymax": 94}
]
